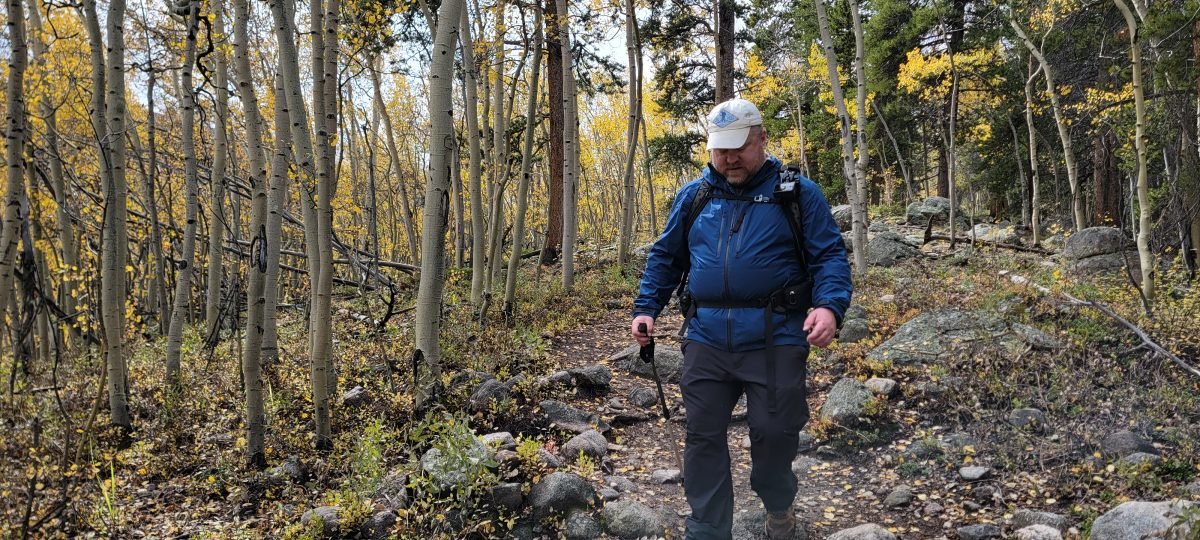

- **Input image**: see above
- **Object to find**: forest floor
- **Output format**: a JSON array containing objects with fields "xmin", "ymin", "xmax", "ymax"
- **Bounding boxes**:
[{"xmin": 4, "ymin": 228, "xmax": 1200, "ymax": 539}]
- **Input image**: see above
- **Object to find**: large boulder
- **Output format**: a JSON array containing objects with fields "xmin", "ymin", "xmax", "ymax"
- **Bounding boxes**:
[
  {"xmin": 820, "ymin": 378, "xmax": 874, "ymax": 425},
  {"xmin": 1089, "ymin": 500, "xmax": 1196, "ymax": 540},
  {"xmin": 832, "ymin": 204, "xmax": 853, "ymax": 231},
  {"xmin": 827, "ymin": 523, "xmax": 897, "ymax": 540},
  {"xmin": 599, "ymin": 499, "xmax": 668, "ymax": 539},
  {"xmin": 609, "ymin": 344, "xmax": 683, "ymax": 384},
  {"xmin": 1063, "ymin": 227, "xmax": 1140, "ymax": 279},
  {"xmin": 867, "ymin": 310, "xmax": 1062, "ymax": 365},
  {"xmin": 562, "ymin": 430, "xmax": 608, "ymax": 462},
  {"xmin": 529, "ymin": 472, "xmax": 597, "ymax": 519},
  {"xmin": 868, "ymin": 232, "xmax": 923, "ymax": 267},
  {"xmin": 539, "ymin": 400, "xmax": 611, "ymax": 434},
  {"xmin": 1101, "ymin": 430, "xmax": 1158, "ymax": 459},
  {"xmin": 420, "ymin": 437, "xmax": 492, "ymax": 492},
  {"xmin": 468, "ymin": 379, "xmax": 511, "ymax": 412},
  {"xmin": 568, "ymin": 365, "xmax": 612, "ymax": 398},
  {"xmin": 906, "ymin": 196, "xmax": 960, "ymax": 225},
  {"xmin": 972, "ymin": 223, "xmax": 1020, "ymax": 244}
]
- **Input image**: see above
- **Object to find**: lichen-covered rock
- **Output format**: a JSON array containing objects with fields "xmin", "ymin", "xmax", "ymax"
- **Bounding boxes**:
[
  {"xmin": 600, "ymin": 499, "xmax": 667, "ymax": 539},
  {"xmin": 820, "ymin": 378, "xmax": 873, "ymax": 425},
  {"xmin": 1089, "ymin": 500, "xmax": 1196, "ymax": 540}
]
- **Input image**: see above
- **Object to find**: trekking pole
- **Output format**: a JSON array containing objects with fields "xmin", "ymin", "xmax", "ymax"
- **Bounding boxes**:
[{"xmin": 639, "ymin": 323, "xmax": 685, "ymax": 482}]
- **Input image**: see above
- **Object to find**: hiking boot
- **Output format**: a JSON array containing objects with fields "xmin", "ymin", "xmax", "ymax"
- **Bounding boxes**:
[{"xmin": 766, "ymin": 510, "xmax": 797, "ymax": 539}]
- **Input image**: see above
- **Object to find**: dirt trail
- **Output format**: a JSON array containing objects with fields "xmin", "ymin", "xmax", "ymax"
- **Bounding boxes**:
[{"xmin": 547, "ymin": 308, "xmax": 946, "ymax": 539}]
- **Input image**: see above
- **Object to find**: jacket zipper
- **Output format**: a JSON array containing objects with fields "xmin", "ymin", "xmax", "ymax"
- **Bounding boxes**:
[{"xmin": 724, "ymin": 200, "xmax": 736, "ymax": 351}]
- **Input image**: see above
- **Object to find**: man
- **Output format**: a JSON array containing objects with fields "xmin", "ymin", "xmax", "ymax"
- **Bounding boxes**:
[{"xmin": 631, "ymin": 98, "xmax": 852, "ymax": 540}]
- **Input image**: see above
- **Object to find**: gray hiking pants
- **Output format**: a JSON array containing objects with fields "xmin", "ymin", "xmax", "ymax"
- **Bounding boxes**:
[{"xmin": 680, "ymin": 340, "xmax": 810, "ymax": 540}]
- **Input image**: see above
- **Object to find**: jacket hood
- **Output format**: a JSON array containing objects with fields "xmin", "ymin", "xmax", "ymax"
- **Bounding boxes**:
[{"xmin": 703, "ymin": 156, "xmax": 782, "ymax": 194}]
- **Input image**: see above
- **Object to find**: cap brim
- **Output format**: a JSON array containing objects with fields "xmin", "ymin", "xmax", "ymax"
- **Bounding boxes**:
[{"xmin": 706, "ymin": 127, "xmax": 751, "ymax": 150}]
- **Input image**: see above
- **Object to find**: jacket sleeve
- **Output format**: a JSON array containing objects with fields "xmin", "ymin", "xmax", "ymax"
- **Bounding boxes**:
[
  {"xmin": 799, "ymin": 179, "xmax": 853, "ymax": 325},
  {"xmin": 632, "ymin": 181, "xmax": 701, "ymax": 319}
]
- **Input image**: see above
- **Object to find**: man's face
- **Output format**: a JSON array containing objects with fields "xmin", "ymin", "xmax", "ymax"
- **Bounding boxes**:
[{"xmin": 710, "ymin": 127, "xmax": 767, "ymax": 186}]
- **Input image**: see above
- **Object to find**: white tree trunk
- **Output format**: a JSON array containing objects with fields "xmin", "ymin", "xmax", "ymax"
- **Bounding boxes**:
[
  {"xmin": 814, "ymin": 0, "xmax": 865, "ymax": 273},
  {"xmin": 205, "ymin": 8, "xmax": 231, "ymax": 341},
  {"xmin": 558, "ymin": 0, "xmax": 578, "ymax": 292},
  {"xmin": 414, "ymin": 0, "xmax": 466, "ymax": 408},
  {"xmin": 1115, "ymin": 0, "xmax": 1154, "ymax": 302},
  {"xmin": 503, "ymin": 10, "xmax": 544, "ymax": 317},
  {"xmin": 461, "ymin": 6, "xmax": 487, "ymax": 307},
  {"xmin": 233, "ymin": 0, "xmax": 270, "ymax": 468},
  {"xmin": 102, "ymin": 0, "xmax": 132, "ymax": 430},
  {"xmin": 165, "ymin": 1, "xmax": 202, "ymax": 388}
]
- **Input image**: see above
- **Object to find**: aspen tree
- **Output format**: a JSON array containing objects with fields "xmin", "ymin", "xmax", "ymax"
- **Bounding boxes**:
[
  {"xmin": 557, "ymin": 0, "xmax": 578, "ymax": 292},
  {"xmin": 205, "ymin": 8, "xmax": 231, "ymax": 341},
  {"xmin": 234, "ymin": 0, "xmax": 271, "ymax": 467},
  {"xmin": 414, "ymin": 0, "xmax": 466, "ymax": 408},
  {"xmin": 1114, "ymin": 0, "xmax": 1155, "ymax": 302},
  {"xmin": 503, "ymin": 9, "xmax": 543, "ymax": 317},
  {"xmin": 165, "ymin": 0, "xmax": 202, "ymax": 388}
]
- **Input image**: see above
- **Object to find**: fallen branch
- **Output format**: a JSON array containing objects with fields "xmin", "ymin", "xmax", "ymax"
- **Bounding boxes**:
[
  {"xmin": 928, "ymin": 234, "xmax": 1054, "ymax": 254},
  {"xmin": 1002, "ymin": 271, "xmax": 1200, "ymax": 379}
]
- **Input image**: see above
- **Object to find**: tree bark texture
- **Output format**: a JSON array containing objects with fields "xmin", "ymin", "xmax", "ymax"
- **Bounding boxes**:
[
  {"xmin": 541, "ymin": 0, "xmax": 564, "ymax": 266},
  {"xmin": 504, "ymin": 10, "xmax": 544, "ymax": 316},
  {"xmin": 414, "ymin": 0, "xmax": 465, "ymax": 408},
  {"xmin": 165, "ymin": 1, "xmax": 202, "ymax": 388}
]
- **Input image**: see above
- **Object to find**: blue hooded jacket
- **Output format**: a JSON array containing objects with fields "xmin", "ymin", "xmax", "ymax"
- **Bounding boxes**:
[{"xmin": 633, "ymin": 156, "xmax": 852, "ymax": 351}]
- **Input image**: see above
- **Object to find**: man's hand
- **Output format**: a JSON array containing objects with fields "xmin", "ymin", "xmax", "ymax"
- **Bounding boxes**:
[
  {"xmin": 803, "ymin": 307, "xmax": 837, "ymax": 348},
  {"xmin": 631, "ymin": 315, "xmax": 655, "ymax": 346}
]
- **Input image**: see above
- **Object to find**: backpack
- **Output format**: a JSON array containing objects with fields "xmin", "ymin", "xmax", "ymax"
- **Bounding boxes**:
[{"xmin": 674, "ymin": 165, "xmax": 813, "ymax": 321}]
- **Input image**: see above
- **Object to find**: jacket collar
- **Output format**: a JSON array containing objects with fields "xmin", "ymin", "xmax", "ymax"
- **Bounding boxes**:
[{"xmin": 704, "ymin": 156, "xmax": 782, "ymax": 195}]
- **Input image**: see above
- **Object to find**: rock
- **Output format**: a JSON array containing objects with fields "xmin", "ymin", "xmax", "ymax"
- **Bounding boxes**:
[
  {"xmin": 820, "ymin": 378, "xmax": 874, "ymax": 425},
  {"xmin": 884, "ymin": 485, "xmax": 913, "ymax": 508},
  {"xmin": 610, "ymin": 344, "xmax": 684, "ymax": 383},
  {"xmin": 341, "ymin": 385, "xmax": 368, "ymax": 407},
  {"xmin": 628, "ymin": 386, "xmax": 658, "ymax": 409},
  {"xmin": 269, "ymin": 456, "xmax": 304, "ymax": 483},
  {"xmin": 832, "ymin": 205, "xmax": 853, "ymax": 231},
  {"xmin": 906, "ymin": 196, "xmax": 959, "ymax": 225},
  {"xmin": 959, "ymin": 466, "xmax": 992, "ymax": 481},
  {"xmin": 598, "ymin": 488, "xmax": 620, "ymax": 502},
  {"xmin": 792, "ymin": 456, "xmax": 821, "ymax": 476},
  {"xmin": 970, "ymin": 485, "xmax": 998, "ymax": 504},
  {"xmin": 564, "ymin": 509, "xmax": 602, "ymax": 540},
  {"xmin": 1118, "ymin": 452, "xmax": 1162, "ymax": 467},
  {"xmin": 1063, "ymin": 227, "xmax": 1133, "ymax": 260},
  {"xmin": 879, "ymin": 294, "xmax": 895, "ymax": 303},
  {"xmin": 1041, "ymin": 234, "xmax": 1066, "ymax": 251},
  {"xmin": 868, "ymin": 232, "xmax": 923, "ymax": 267},
  {"xmin": 206, "ymin": 432, "xmax": 234, "ymax": 447},
  {"xmin": 1014, "ymin": 524, "xmax": 1062, "ymax": 540},
  {"xmin": 1063, "ymin": 227, "xmax": 1140, "ymax": 279},
  {"xmin": 964, "ymin": 501, "xmax": 983, "ymax": 512},
  {"xmin": 797, "ymin": 432, "xmax": 817, "ymax": 453},
  {"xmin": 864, "ymin": 378, "xmax": 898, "ymax": 398},
  {"xmin": 568, "ymin": 365, "xmax": 613, "ymax": 398},
  {"xmin": 1009, "ymin": 408, "xmax": 1048, "ymax": 433},
  {"xmin": 301, "ymin": 506, "xmax": 340, "ymax": 536},
  {"xmin": 1102, "ymin": 430, "xmax": 1158, "ymax": 458},
  {"xmin": 542, "ymin": 370, "xmax": 575, "ymax": 388},
  {"xmin": 868, "ymin": 310, "xmax": 1063, "ymax": 366},
  {"xmin": 1089, "ymin": 501, "xmax": 1197, "ymax": 540},
  {"xmin": 504, "ymin": 374, "xmax": 527, "ymax": 390},
  {"xmin": 481, "ymin": 431, "xmax": 517, "ymax": 450},
  {"xmin": 957, "ymin": 523, "xmax": 1002, "ymax": 540},
  {"xmin": 608, "ymin": 410, "xmax": 651, "ymax": 427},
  {"xmin": 732, "ymin": 509, "xmax": 807, "ymax": 539},
  {"xmin": 538, "ymin": 448, "xmax": 563, "ymax": 469},
  {"xmin": 650, "ymin": 469, "xmax": 682, "ymax": 484},
  {"xmin": 1185, "ymin": 481, "xmax": 1200, "ymax": 497},
  {"xmin": 944, "ymin": 432, "xmax": 981, "ymax": 452},
  {"xmin": 605, "ymin": 475, "xmax": 637, "ymax": 493},
  {"xmin": 844, "ymin": 304, "xmax": 868, "ymax": 321},
  {"xmin": 839, "ymin": 319, "xmax": 871, "ymax": 343},
  {"xmin": 972, "ymin": 223, "xmax": 1020, "ymax": 244},
  {"xmin": 1012, "ymin": 509, "xmax": 1068, "ymax": 532},
  {"xmin": 450, "ymin": 369, "xmax": 495, "ymax": 389},
  {"xmin": 600, "ymin": 499, "xmax": 668, "ymax": 539},
  {"xmin": 827, "ymin": 523, "xmax": 896, "ymax": 540},
  {"xmin": 491, "ymin": 482, "xmax": 524, "ymax": 511},
  {"xmin": 529, "ymin": 472, "xmax": 597, "ymax": 519},
  {"xmin": 420, "ymin": 438, "xmax": 491, "ymax": 492},
  {"xmin": 540, "ymin": 399, "xmax": 611, "ymax": 434},
  {"xmin": 924, "ymin": 502, "xmax": 944, "ymax": 516},
  {"xmin": 359, "ymin": 510, "xmax": 396, "ymax": 540},
  {"xmin": 562, "ymin": 430, "xmax": 608, "ymax": 462},
  {"xmin": 869, "ymin": 221, "xmax": 892, "ymax": 233},
  {"xmin": 373, "ymin": 471, "xmax": 408, "ymax": 511},
  {"xmin": 469, "ymin": 379, "xmax": 511, "ymax": 412}
]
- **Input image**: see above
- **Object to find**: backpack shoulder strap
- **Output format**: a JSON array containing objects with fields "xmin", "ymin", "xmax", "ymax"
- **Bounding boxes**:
[
  {"xmin": 776, "ymin": 166, "xmax": 810, "ymax": 273},
  {"xmin": 683, "ymin": 182, "xmax": 713, "ymax": 242}
]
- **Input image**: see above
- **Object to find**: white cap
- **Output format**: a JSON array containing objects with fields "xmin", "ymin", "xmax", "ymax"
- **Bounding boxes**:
[{"xmin": 705, "ymin": 98, "xmax": 763, "ymax": 150}]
